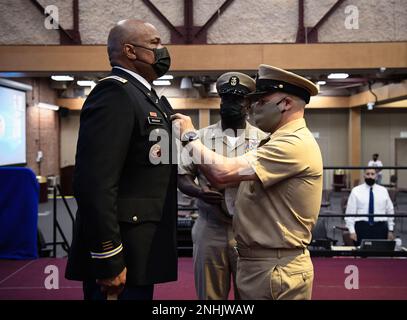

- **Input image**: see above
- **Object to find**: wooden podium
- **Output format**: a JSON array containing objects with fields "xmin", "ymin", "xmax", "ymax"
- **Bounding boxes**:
[{"xmin": 60, "ymin": 165, "xmax": 75, "ymax": 196}]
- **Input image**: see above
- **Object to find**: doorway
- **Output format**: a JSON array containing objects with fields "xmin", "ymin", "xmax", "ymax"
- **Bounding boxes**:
[{"xmin": 395, "ymin": 138, "xmax": 407, "ymax": 189}]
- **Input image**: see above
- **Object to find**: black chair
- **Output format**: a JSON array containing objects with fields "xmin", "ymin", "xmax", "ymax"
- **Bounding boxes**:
[
  {"xmin": 310, "ymin": 218, "xmax": 337, "ymax": 249},
  {"xmin": 321, "ymin": 189, "xmax": 332, "ymax": 209},
  {"xmin": 333, "ymin": 171, "xmax": 347, "ymax": 192},
  {"xmin": 390, "ymin": 174, "xmax": 397, "ymax": 188}
]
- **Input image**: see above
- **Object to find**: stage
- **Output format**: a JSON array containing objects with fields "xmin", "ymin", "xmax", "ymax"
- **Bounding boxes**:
[{"xmin": 0, "ymin": 257, "xmax": 406, "ymax": 300}]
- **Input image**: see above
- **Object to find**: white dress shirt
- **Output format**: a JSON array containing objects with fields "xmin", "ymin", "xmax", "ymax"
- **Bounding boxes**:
[
  {"xmin": 226, "ymin": 134, "xmax": 241, "ymax": 148},
  {"xmin": 113, "ymin": 66, "xmax": 151, "ymax": 91},
  {"xmin": 368, "ymin": 159, "xmax": 383, "ymax": 176},
  {"xmin": 345, "ymin": 183, "xmax": 394, "ymax": 233}
]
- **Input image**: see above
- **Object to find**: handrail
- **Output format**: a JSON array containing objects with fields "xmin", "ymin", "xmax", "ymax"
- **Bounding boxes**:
[
  {"xmin": 324, "ymin": 166, "xmax": 407, "ymax": 170},
  {"xmin": 178, "ymin": 207, "xmax": 407, "ymax": 218},
  {"xmin": 319, "ymin": 213, "xmax": 407, "ymax": 217}
]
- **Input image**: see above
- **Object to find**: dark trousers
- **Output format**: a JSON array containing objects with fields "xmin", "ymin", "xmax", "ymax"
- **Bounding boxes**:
[
  {"xmin": 355, "ymin": 221, "xmax": 388, "ymax": 246},
  {"xmin": 83, "ymin": 280, "xmax": 154, "ymax": 300}
]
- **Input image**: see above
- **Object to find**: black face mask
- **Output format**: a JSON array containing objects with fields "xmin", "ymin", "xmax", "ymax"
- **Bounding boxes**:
[
  {"xmin": 220, "ymin": 96, "xmax": 247, "ymax": 126},
  {"xmin": 130, "ymin": 44, "xmax": 171, "ymax": 78},
  {"xmin": 365, "ymin": 178, "xmax": 375, "ymax": 186}
]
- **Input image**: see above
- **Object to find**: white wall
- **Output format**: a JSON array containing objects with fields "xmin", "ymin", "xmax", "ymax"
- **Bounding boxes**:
[
  {"xmin": 305, "ymin": 109, "xmax": 349, "ymax": 166},
  {"xmin": 305, "ymin": 109, "xmax": 349, "ymax": 189},
  {"xmin": 362, "ymin": 109, "xmax": 407, "ymax": 166}
]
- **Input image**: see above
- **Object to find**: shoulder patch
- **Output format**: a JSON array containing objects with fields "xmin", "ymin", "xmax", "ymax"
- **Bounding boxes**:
[{"xmin": 99, "ymin": 75, "xmax": 128, "ymax": 84}]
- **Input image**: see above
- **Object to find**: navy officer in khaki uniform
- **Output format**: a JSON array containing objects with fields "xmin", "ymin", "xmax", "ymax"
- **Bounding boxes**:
[
  {"xmin": 172, "ymin": 64, "xmax": 322, "ymax": 300},
  {"xmin": 178, "ymin": 72, "xmax": 266, "ymax": 300}
]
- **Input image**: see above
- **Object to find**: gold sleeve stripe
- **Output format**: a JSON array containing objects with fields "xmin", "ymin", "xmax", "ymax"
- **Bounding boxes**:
[{"xmin": 90, "ymin": 244, "xmax": 123, "ymax": 259}]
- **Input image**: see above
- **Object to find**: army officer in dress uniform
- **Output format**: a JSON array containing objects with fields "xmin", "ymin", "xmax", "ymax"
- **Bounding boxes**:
[
  {"xmin": 178, "ymin": 72, "xmax": 266, "ymax": 300},
  {"xmin": 65, "ymin": 19, "xmax": 178, "ymax": 300},
  {"xmin": 172, "ymin": 64, "xmax": 323, "ymax": 300}
]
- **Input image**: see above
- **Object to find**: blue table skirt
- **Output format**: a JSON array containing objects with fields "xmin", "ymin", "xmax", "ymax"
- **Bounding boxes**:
[{"xmin": 0, "ymin": 167, "xmax": 39, "ymax": 259}]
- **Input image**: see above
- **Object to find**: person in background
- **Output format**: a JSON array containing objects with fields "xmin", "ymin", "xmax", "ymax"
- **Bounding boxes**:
[
  {"xmin": 345, "ymin": 168, "xmax": 395, "ymax": 245},
  {"xmin": 178, "ymin": 72, "xmax": 266, "ymax": 300},
  {"xmin": 368, "ymin": 153, "xmax": 383, "ymax": 184}
]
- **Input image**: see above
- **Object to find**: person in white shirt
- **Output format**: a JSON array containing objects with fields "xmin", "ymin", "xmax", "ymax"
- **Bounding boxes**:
[
  {"xmin": 345, "ymin": 168, "xmax": 395, "ymax": 245},
  {"xmin": 368, "ymin": 153, "xmax": 383, "ymax": 184}
]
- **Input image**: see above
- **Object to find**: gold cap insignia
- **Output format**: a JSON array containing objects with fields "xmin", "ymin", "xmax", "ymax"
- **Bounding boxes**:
[{"xmin": 229, "ymin": 76, "xmax": 239, "ymax": 86}]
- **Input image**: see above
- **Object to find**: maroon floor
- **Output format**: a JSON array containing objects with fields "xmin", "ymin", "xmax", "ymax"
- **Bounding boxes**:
[{"xmin": 0, "ymin": 257, "xmax": 406, "ymax": 300}]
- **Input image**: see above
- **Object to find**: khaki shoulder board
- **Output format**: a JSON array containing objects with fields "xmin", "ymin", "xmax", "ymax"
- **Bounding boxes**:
[{"xmin": 99, "ymin": 75, "xmax": 128, "ymax": 84}]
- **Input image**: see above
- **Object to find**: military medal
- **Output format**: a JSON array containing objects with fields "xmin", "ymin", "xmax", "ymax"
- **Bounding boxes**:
[
  {"xmin": 149, "ymin": 143, "xmax": 162, "ymax": 162},
  {"xmin": 245, "ymin": 139, "xmax": 259, "ymax": 153}
]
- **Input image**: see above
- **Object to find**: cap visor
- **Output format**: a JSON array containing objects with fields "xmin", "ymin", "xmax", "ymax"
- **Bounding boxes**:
[
  {"xmin": 245, "ymin": 91, "xmax": 269, "ymax": 101},
  {"xmin": 219, "ymin": 89, "xmax": 246, "ymax": 96}
]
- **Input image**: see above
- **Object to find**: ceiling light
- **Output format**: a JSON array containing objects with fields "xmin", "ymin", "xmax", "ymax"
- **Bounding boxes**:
[
  {"xmin": 380, "ymin": 67, "xmax": 386, "ymax": 72},
  {"xmin": 77, "ymin": 80, "xmax": 96, "ymax": 89},
  {"xmin": 209, "ymin": 82, "xmax": 217, "ymax": 95},
  {"xmin": 153, "ymin": 80, "xmax": 171, "ymax": 86},
  {"xmin": 367, "ymin": 102, "xmax": 375, "ymax": 111},
  {"xmin": 158, "ymin": 75, "xmax": 174, "ymax": 80},
  {"xmin": 317, "ymin": 81, "xmax": 326, "ymax": 85},
  {"xmin": 51, "ymin": 75, "xmax": 74, "ymax": 81},
  {"xmin": 37, "ymin": 102, "xmax": 60, "ymax": 111},
  {"xmin": 327, "ymin": 73, "xmax": 349, "ymax": 80},
  {"xmin": 180, "ymin": 77, "xmax": 192, "ymax": 89}
]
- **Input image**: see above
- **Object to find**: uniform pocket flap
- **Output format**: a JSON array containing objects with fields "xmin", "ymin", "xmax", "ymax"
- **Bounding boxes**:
[
  {"xmin": 286, "ymin": 268, "xmax": 313, "ymax": 276},
  {"xmin": 117, "ymin": 198, "xmax": 164, "ymax": 224}
]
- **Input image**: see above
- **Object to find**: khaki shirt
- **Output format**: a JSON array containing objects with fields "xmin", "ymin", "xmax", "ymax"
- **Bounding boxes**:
[
  {"xmin": 179, "ymin": 121, "xmax": 267, "ymax": 220},
  {"xmin": 234, "ymin": 118, "xmax": 323, "ymax": 248}
]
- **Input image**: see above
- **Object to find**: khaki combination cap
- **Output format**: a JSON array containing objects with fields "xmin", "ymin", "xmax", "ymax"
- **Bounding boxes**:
[
  {"xmin": 247, "ymin": 64, "xmax": 319, "ymax": 103},
  {"xmin": 216, "ymin": 72, "xmax": 256, "ymax": 97}
]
